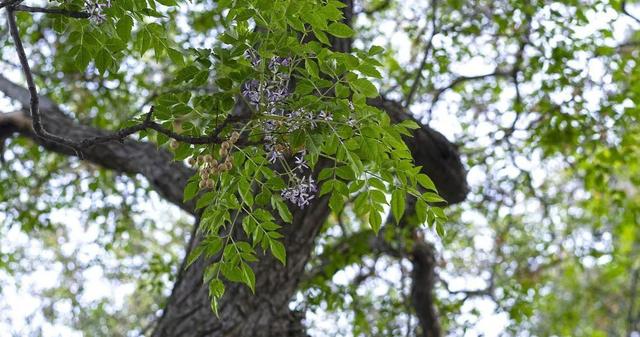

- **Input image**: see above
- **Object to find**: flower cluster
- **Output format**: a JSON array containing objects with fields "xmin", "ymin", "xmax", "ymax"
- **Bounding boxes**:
[
  {"xmin": 241, "ymin": 53, "xmax": 291, "ymax": 108},
  {"xmin": 281, "ymin": 176, "xmax": 318, "ymax": 208},
  {"xmin": 241, "ymin": 51, "xmax": 364, "ymax": 210},
  {"xmin": 85, "ymin": 0, "xmax": 111, "ymax": 25}
]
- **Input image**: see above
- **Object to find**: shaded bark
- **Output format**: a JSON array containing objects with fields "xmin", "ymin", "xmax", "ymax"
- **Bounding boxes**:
[
  {"xmin": 0, "ymin": 75, "xmax": 195, "ymax": 215},
  {"xmin": 152, "ymin": 199, "xmax": 329, "ymax": 337},
  {"xmin": 411, "ymin": 241, "xmax": 441, "ymax": 337}
]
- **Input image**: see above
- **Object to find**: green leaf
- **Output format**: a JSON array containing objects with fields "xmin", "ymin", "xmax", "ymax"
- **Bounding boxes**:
[
  {"xmin": 270, "ymin": 240, "xmax": 286, "ymax": 265},
  {"xmin": 369, "ymin": 210, "xmax": 382, "ymax": 233},
  {"xmin": 368, "ymin": 45, "xmax": 385, "ymax": 55},
  {"xmin": 155, "ymin": 0, "xmax": 177, "ymax": 5},
  {"xmin": 240, "ymin": 262, "xmax": 256, "ymax": 293},
  {"xmin": 167, "ymin": 48, "xmax": 184, "ymax": 65},
  {"xmin": 116, "ymin": 16, "xmax": 134, "ymax": 41},
  {"xmin": 305, "ymin": 58, "xmax": 320, "ymax": 78},
  {"xmin": 209, "ymin": 278, "xmax": 225, "ymax": 298},
  {"xmin": 273, "ymin": 197, "xmax": 293, "ymax": 223},
  {"xmin": 196, "ymin": 192, "xmax": 215, "ymax": 209},
  {"xmin": 391, "ymin": 189, "xmax": 406, "ymax": 224},
  {"xmin": 422, "ymin": 192, "xmax": 445, "ymax": 203},
  {"xmin": 327, "ymin": 22, "xmax": 354, "ymax": 38},
  {"xmin": 313, "ymin": 29, "xmax": 331, "ymax": 45},
  {"xmin": 351, "ymin": 78, "xmax": 378, "ymax": 98},
  {"xmin": 417, "ymin": 174, "xmax": 437, "ymax": 192},
  {"xmin": 238, "ymin": 178, "xmax": 254, "ymax": 207},
  {"xmin": 415, "ymin": 199, "xmax": 428, "ymax": 224},
  {"xmin": 329, "ymin": 192, "xmax": 345, "ymax": 213}
]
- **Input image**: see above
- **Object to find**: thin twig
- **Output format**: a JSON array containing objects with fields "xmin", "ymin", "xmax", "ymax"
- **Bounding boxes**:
[
  {"xmin": 622, "ymin": 0, "xmax": 640, "ymax": 25},
  {"xmin": 404, "ymin": 0, "xmax": 439, "ymax": 108},
  {"xmin": 78, "ymin": 108, "xmax": 246, "ymax": 148},
  {"xmin": 425, "ymin": 70, "xmax": 511, "ymax": 119}
]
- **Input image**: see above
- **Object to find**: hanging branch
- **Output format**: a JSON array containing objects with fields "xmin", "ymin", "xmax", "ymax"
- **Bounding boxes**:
[
  {"xmin": 13, "ymin": 5, "xmax": 90, "ymax": 18},
  {"xmin": 5, "ymin": 8, "xmax": 247, "ymax": 152}
]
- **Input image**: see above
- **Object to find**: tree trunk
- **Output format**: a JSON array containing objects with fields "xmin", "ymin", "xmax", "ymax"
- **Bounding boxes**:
[
  {"xmin": 411, "ymin": 241, "xmax": 441, "ymax": 337},
  {"xmin": 152, "ymin": 198, "xmax": 330, "ymax": 337}
]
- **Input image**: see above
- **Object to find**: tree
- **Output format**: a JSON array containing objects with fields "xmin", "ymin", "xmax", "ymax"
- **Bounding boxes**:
[{"xmin": 0, "ymin": 0, "xmax": 638, "ymax": 336}]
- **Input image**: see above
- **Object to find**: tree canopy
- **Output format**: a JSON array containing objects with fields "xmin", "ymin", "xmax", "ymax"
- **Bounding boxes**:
[{"xmin": 0, "ymin": 0, "xmax": 639, "ymax": 336}]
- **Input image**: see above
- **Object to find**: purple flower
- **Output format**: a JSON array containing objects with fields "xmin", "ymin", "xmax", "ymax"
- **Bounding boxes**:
[
  {"xmin": 294, "ymin": 151, "xmax": 308, "ymax": 171},
  {"xmin": 268, "ymin": 57, "xmax": 292, "ymax": 72},
  {"xmin": 245, "ymin": 50, "xmax": 261, "ymax": 68},
  {"xmin": 266, "ymin": 85, "xmax": 288, "ymax": 104},
  {"xmin": 85, "ymin": 0, "xmax": 111, "ymax": 25},
  {"xmin": 266, "ymin": 147, "xmax": 284, "ymax": 163},
  {"xmin": 242, "ymin": 80, "xmax": 261, "ymax": 106},
  {"xmin": 281, "ymin": 176, "xmax": 317, "ymax": 208}
]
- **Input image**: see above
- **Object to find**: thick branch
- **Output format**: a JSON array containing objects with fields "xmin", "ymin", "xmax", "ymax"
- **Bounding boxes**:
[
  {"xmin": 14, "ymin": 5, "xmax": 90, "ymax": 18},
  {"xmin": 6, "ymin": 11, "xmax": 239, "ymax": 152},
  {"xmin": 410, "ymin": 241, "xmax": 441, "ymax": 337},
  {"xmin": 0, "ymin": 75, "xmax": 196, "ymax": 215},
  {"xmin": 370, "ymin": 97, "xmax": 469, "ymax": 203}
]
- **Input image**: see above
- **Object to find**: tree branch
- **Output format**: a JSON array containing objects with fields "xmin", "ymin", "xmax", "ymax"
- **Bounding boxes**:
[
  {"xmin": 6, "ymin": 9, "xmax": 241, "ymax": 154},
  {"xmin": 622, "ymin": 0, "xmax": 640, "ymax": 25},
  {"xmin": 0, "ymin": 75, "xmax": 197, "ymax": 215},
  {"xmin": 426, "ymin": 70, "xmax": 511, "ymax": 118},
  {"xmin": 14, "ymin": 5, "xmax": 90, "ymax": 18},
  {"xmin": 405, "ymin": 0, "xmax": 439, "ymax": 108}
]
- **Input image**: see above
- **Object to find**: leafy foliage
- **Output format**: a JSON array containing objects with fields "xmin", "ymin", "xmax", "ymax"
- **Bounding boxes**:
[{"xmin": 1, "ymin": 0, "xmax": 640, "ymax": 336}]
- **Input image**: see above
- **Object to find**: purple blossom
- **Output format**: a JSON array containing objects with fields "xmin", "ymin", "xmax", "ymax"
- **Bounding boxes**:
[
  {"xmin": 318, "ymin": 110, "xmax": 333, "ymax": 122},
  {"xmin": 281, "ymin": 176, "xmax": 317, "ymax": 208},
  {"xmin": 85, "ymin": 0, "xmax": 111, "ymax": 25},
  {"xmin": 265, "ymin": 85, "xmax": 289, "ymax": 104},
  {"xmin": 266, "ymin": 146, "xmax": 285, "ymax": 164},
  {"xmin": 268, "ymin": 57, "xmax": 292, "ymax": 72},
  {"xmin": 245, "ymin": 50, "xmax": 261, "ymax": 68},
  {"xmin": 294, "ymin": 151, "xmax": 308, "ymax": 171},
  {"xmin": 242, "ymin": 80, "xmax": 261, "ymax": 106}
]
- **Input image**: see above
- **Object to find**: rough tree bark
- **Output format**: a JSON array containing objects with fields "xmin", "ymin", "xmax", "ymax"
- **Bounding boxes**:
[{"xmin": 0, "ymin": 2, "xmax": 467, "ymax": 335}]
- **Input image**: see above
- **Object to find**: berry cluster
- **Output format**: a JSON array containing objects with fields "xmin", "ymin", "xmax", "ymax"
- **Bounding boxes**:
[{"xmin": 189, "ymin": 132, "xmax": 240, "ymax": 189}]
